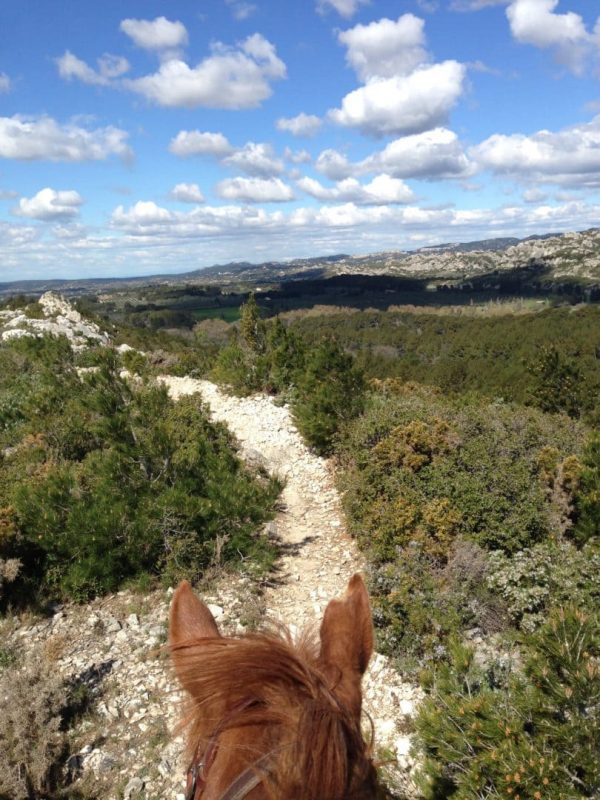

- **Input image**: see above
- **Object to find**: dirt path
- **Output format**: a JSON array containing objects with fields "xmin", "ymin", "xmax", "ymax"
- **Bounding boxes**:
[
  {"xmin": 160, "ymin": 377, "xmax": 421, "ymax": 787},
  {"xmin": 163, "ymin": 377, "xmax": 361, "ymax": 623}
]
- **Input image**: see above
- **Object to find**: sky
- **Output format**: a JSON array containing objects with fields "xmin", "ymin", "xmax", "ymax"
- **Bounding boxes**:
[{"xmin": 1, "ymin": 0, "xmax": 600, "ymax": 282}]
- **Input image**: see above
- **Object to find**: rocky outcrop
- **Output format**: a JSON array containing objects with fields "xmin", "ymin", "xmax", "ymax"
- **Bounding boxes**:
[{"xmin": 0, "ymin": 292, "xmax": 109, "ymax": 350}]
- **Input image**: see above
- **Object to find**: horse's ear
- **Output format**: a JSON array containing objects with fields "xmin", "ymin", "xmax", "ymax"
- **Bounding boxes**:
[
  {"xmin": 169, "ymin": 580, "xmax": 221, "ymax": 646},
  {"xmin": 169, "ymin": 581, "xmax": 221, "ymax": 695},
  {"xmin": 318, "ymin": 574, "xmax": 374, "ymax": 713}
]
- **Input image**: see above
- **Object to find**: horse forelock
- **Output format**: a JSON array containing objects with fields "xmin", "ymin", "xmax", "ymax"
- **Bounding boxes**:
[{"xmin": 171, "ymin": 626, "xmax": 380, "ymax": 799}]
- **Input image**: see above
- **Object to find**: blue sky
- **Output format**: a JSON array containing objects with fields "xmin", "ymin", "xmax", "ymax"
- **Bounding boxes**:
[{"xmin": 1, "ymin": 0, "xmax": 600, "ymax": 281}]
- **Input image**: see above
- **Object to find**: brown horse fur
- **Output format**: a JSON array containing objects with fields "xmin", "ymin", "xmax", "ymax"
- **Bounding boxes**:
[{"xmin": 169, "ymin": 574, "xmax": 387, "ymax": 800}]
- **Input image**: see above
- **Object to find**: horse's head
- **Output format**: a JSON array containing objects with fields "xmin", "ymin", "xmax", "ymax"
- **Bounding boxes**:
[{"xmin": 169, "ymin": 574, "xmax": 383, "ymax": 800}]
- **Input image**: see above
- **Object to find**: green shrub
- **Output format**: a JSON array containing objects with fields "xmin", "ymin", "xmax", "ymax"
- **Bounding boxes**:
[
  {"xmin": 22, "ymin": 301, "xmax": 46, "ymax": 319},
  {"xmin": 572, "ymin": 433, "xmax": 600, "ymax": 544},
  {"xmin": 337, "ymin": 383, "xmax": 586, "ymax": 666},
  {"xmin": 487, "ymin": 540, "xmax": 600, "ymax": 632},
  {"xmin": 339, "ymin": 386, "xmax": 584, "ymax": 558},
  {"xmin": 211, "ymin": 309, "xmax": 306, "ymax": 397},
  {"xmin": 370, "ymin": 546, "xmax": 463, "ymax": 669},
  {"xmin": 530, "ymin": 344, "xmax": 583, "ymax": 418},
  {"xmin": 0, "ymin": 339, "xmax": 280, "ymax": 605},
  {"xmin": 163, "ymin": 344, "xmax": 218, "ymax": 378},
  {"xmin": 369, "ymin": 539, "xmax": 504, "ymax": 670},
  {"xmin": 415, "ymin": 606, "xmax": 599, "ymax": 799},
  {"xmin": 291, "ymin": 339, "xmax": 365, "ymax": 455},
  {"xmin": 263, "ymin": 317, "xmax": 306, "ymax": 394},
  {"xmin": 211, "ymin": 338, "xmax": 266, "ymax": 395},
  {"xmin": 118, "ymin": 348, "xmax": 150, "ymax": 376},
  {"xmin": 210, "ymin": 294, "xmax": 268, "ymax": 395},
  {"xmin": 239, "ymin": 292, "xmax": 265, "ymax": 353}
]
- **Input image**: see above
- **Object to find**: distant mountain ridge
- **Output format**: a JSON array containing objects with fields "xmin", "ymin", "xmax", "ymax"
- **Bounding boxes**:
[{"xmin": 2, "ymin": 227, "xmax": 599, "ymax": 296}]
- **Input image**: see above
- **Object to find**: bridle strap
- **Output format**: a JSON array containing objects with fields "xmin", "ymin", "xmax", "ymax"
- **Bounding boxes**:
[
  {"xmin": 185, "ymin": 698, "xmax": 268, "ymax": 800},
  {"xmin": 220, "ymin": 755, "xmax": 272, "ymax": 800}
]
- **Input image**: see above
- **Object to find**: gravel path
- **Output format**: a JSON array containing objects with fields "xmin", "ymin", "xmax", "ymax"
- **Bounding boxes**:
[{"xmin": 160, "ymin": 377, "xmax": 422, "ymax": 791}]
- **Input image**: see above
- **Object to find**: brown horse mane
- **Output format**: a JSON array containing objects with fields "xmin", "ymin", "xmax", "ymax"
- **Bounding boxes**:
[{"xmin": 171, "ymin": 624, "xmax": 380, "ymax": 800}]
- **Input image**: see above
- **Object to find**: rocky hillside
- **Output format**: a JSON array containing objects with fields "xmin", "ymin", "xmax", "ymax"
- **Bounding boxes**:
[
  {"xmin": 199, "ymin": 227, "xmax": 600, "ymax": 284},
  {"xmin": 1, "ymin": 227, "xmax": 599, "ymax": 297}
]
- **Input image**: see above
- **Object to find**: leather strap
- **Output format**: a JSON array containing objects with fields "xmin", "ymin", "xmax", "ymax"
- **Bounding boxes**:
[
  {"xmin": 185, "ymin": 698, "xmax": 267, "ymax": 800},
  {"xmin": 220, "ymin": 756, "xmax": 271, "ymax": 800}
]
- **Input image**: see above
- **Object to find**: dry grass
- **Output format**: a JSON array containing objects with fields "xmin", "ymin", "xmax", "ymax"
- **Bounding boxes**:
[
  {"xmin": 43, "ymin": 633, "xmax": 68, "ymax": 664},
  {"xmin": 0, "ymin": 655, "xmax": 68, "ymax": 799}
]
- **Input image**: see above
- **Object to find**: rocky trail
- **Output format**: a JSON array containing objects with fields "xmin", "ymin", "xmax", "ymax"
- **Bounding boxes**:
[
  {"xmin": 161, "ymin": 378, "xmax": 363, "ymax": 625},
  {"xmin": 161, "ymin": 378, "xmax": 421, "ymax": 791}
]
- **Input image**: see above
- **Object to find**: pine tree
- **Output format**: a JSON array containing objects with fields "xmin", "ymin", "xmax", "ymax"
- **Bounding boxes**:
[
  {"xmin": 415, "ymin": 607, "xmax": 599, "ymax": 799},
  {"xmin": 265, "ymin": 317, "xmax": 306, "ymax": 393},
  {"xmin": 239, "ymin": 292, "xmax": 264, "ymax": 354},
  {"xmin": 291, "ymin": 339, "xmax": 364, "ymax": 455},
  {"xmin": 573, "ymin": 433, "xmax": 600, "ymax": 544},
  {"xmin": 531, "ymin": 345, "xmax": 582, "ymax": 418}
]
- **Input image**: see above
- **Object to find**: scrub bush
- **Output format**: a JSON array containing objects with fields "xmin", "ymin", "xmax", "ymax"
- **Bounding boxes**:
[
  {"xmin": 291, "ymin": 338, "xmax": 365, "ymax": 455},
  {"xmin": 0, "ymin": 338, "xmax": 280, "ymax": 605},
  {"xmin": 415, "ymin": 606, "xmax": 599, "ymax": 799},
  {"xmin": 337, "ymin": 383, "xmax": 586, "ymax": 666}
]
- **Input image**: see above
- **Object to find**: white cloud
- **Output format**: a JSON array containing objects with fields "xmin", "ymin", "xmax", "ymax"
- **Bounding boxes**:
[
  {"xmin": 0, "ymin": 115, "xmax": 132, "ymax": 161},
  {"xmin": 223, "ymin": 142, "xmax": 284, "ymax": 176},
  {"xmin": 471, "ymin": 115, "xmax": 600, "ymax": 187},
  {"xmin": 314, "ymin": 129, "xmax": 472, "ymax": 181},
  {"xmin": 298, "ymin": 174, "xmax": 414, "ymax": 204},
  {"xmin": 451, "ymin": 0, "xmax": 508, "ymax": 10},
  {"xmin": 276, "ymin": 113, "xmax": 322, "ymax": 137},
  {"xmin": 0, "ymin": 222, "xmax": 40, "ymax": 248},
  {"xmin": 56, "ymin": 51, "xmax": 130, "ymax": 86},
  {"xmin": 0, "ymin": 73, "xmax": 11, "ymax": 93},
  {"xmin": 416, "ymin": 0, "xmax": 439, "ymax": 12},
  {"xmin": 506, "ymin": 0, "xmax": 597, "ymax": 74},
  {"xmin": 119, "ymin": 16, "xmax": 188, "ymax": 52},
  {"xmin": 112, "ymin": 201, "xmax": 173, "ymax": 229},
  {"xmin": 124, "ymin": 34, "xmax": 286, "ymax": 109},
  {"xmin": 330, "ymin": 14, "xmax": 466, "ymax": 138},
  {"xmin": 110, "ymin": 201, "xmax": 284, "ymax": 238},
  {"xmin": 170, "ymin": 183, "xmax": 205, "ymax": 203},
  {"xmin": 57, "ymin": 52, "xmax": 107, "ymax": 86},
  {"xmin": 216, "ymin": 177, "xmax": 294, "ymax": 202},
  {"xmin": 523, "ymin": 188, "xmax": 548, "ymax": 203},
  {"xmin": 315, "ymin": 149, "xmax": 354, "ymax": 180},
  {"xmin": 225, "ymin": 0, "xmax": 257, "ymax": 20},
  {"xmin": 360, "ymin": 128, "xmax": 473, "ymax": 179},
  {"xmin": 97, "ymin": 54, "xmax": 130, "ymax": 79},
  {"xmin": 15, "ymin": 188, "xmax": 83, "ymax": 221},
  {"xmin": 169, "ymin": 133, "xmax": 284, "ymax": 177},
  {"xmin": 284, "ymin": 147, "xmax": 312, "ymax": 164},
  {"xmin": 338, "ymin": 14, "xmax": 429, "ymax": 81},
  {"xmin": 7, "ymin": 194, "xmax": 599, "ymax": 282},
  {"xmin": 317, "ymin": 0, "xmax": 369, "ymax": 18},
  {"xmin": 329, "ymin": 60, "xmax": 466, "ymax": 137},
  {"xmin": 53, "ymin": 223, "xmax": 88, "ymax": 240},
  {"xmin": 290, "ymin": 203, "xmax": 394, "ymax": 228},
  {"xmin": 169, "ymin": 130, "xmax": 233, "ymax": 157}
]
